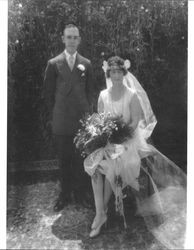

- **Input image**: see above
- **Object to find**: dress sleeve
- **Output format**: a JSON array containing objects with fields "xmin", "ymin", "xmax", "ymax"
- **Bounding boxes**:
[{"xmin": 129, "ymin": 92, "xmax": 144, "ymax": 129}]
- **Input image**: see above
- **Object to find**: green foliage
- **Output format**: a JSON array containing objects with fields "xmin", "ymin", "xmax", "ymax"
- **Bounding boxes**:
[{"xmin": 8, "ymin": 0, "xmax": 187, "ymax": 166}]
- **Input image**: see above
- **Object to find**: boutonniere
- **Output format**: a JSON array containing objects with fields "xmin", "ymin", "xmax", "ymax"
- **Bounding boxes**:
[{"xmin": 77, "ymin": 64, "xmax": 86, "ymax": 76}]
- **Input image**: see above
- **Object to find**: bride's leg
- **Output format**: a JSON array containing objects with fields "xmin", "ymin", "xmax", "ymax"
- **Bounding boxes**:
[
  {"xmin": 91, "ymin": 171, "xmax": 106, "ymax": 222},
  {"xmin": 90, "ymin": 171, "xmax": 108, "ymax": 237},
  {"xmin": 103, "ymin": 177, "xmax": 112, "ymax": 212},
  {"xmin": 90, "ymin": 170, "xmax": 109, "ymax": 234}
]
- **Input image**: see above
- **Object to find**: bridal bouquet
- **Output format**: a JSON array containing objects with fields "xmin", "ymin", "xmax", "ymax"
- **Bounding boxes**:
[{"xmin": 74, "ymin": 112, "xmax": 134, "ymax": 157}]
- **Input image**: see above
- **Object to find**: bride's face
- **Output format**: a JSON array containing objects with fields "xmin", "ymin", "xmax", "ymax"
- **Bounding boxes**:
[{"xmin": 109, "ymin": 66, "xmax": 124, "ymax": 86}]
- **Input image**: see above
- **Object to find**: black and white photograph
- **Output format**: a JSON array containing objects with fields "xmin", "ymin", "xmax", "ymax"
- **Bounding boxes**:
[{"xmin": 3, "ymin": 0, "xmax": 192, "ymax": 249}]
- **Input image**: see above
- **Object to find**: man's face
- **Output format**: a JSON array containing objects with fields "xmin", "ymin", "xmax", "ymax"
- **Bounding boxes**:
[{"xmin": 62, "ymin": 27, "xmax": 80, "ymax": 55}]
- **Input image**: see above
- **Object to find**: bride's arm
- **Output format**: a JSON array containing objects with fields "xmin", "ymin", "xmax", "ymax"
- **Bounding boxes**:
[
  {"xmin": 97, "ymin": 93, "xmax": 104, "ymax": 113},
  {"xmin": 129, "ymin": 93, "xmax": 143, "ymax": 130}
]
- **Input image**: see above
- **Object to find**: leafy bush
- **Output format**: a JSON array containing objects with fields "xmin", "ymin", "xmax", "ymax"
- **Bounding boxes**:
[{"xmin": 8, "ymin": 0, "xmax": 187, "ymax": 169}]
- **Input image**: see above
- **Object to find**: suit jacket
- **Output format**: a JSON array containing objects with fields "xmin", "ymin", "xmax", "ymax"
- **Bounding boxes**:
[{"xmin": 43, "ymin": 52, "xmax": 94, "ymax": 135}]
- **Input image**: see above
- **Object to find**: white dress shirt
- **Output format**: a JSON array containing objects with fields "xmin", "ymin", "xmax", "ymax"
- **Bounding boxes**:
[{"xmin": 64, "ymin": 50, "xmax": 77, "ymax": 70}]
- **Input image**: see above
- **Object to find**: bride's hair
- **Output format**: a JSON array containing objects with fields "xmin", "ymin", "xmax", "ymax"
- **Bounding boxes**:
[{"xmin": 106, "ymin": 56, "xmax": 128, "ymax": 78}]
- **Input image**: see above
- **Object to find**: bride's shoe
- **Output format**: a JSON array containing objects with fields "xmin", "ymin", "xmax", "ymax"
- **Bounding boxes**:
[
  {"xmin": 91, "ymin": 217, "xmax": 97, "ymax": 230},
  {"xmin": 91, "ymin": 209, "xmax": 108, "ymax": 229},
  {"xmin": 89, "ymin": 214, "xmax": 107, "ymax": 238}
]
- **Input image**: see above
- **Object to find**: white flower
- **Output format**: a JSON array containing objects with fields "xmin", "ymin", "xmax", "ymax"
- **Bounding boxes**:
[
  {"xmin": 77, "ymin": 64, "xmax": 85, "ymax": 71},
  {"xmin": 102, "ymin": 60, "xmax": 108, "ymax": 72},
  {"xmin": 124, "ymin": 59, "xmax": 131, "ymax": 69},
  {"xmin": 88, "ymin": 125, "xmax": 97, "ymax": 136}
]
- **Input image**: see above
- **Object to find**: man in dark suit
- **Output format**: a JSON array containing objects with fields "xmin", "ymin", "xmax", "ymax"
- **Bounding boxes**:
[{"xmin": 43, "ymin": 24, "xmax": 94, "ymax": 212}]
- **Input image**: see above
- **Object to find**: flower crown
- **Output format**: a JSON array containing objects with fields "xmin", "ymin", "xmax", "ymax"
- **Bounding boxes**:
[{"xmin": 102, "ymin": 59, "xmax": 131, "ymax": 73}]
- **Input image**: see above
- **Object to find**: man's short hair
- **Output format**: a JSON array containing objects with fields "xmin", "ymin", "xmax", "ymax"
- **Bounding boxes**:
[{"xmin": 63, "ymin": 23, "xmax": 79, "ymax": 34}]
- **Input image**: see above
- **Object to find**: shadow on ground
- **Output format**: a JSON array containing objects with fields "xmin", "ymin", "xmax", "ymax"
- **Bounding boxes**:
[
  {"xmin": 51, "ymin": 197, "xmax": 157, "ymax": 250},
  {"xmin": 7, "ymin": 170, "xmax": 167, "ymax": 250}
]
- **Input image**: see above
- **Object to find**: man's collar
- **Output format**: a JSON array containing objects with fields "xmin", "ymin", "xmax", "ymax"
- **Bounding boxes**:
[{"xmin": 64, "ymin": 49, "xmax": 77, "ymax": 59}]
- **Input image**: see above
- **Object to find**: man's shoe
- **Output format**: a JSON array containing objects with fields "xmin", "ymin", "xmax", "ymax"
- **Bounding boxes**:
[
  {"xmin": 53, "ymin": 197, "xmax": 70, "ymax": 212},
  {"xmin": 73, "ymin": 190, "xmax": 92, "ymax": 208}
]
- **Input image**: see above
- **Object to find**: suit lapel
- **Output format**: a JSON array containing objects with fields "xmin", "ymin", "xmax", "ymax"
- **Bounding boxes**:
[
  {"xmin": 58, "ymin": 52, "xmax": 82, "ymax": 74},
  {"xmin": 62, "ymin": 52, "xmax": 72, "ymax": 74},
  {"xmin": 72, "ymin": 53, "xmax": 81, "ymax": 73},
  {"xmin": 55, "ymin": 53, "xmax": 83, "ymax": 97},
  {"xmin": 56, "ymin": 53, "xmax": 74, "ymax": 78},
  {"xmin": 56, "ymin": 53, "xmax": 72, "ymax": 95}
]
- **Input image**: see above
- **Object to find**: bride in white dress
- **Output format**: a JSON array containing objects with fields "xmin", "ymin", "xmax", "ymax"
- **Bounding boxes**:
[{"xmin": 84, "ymin": 56, "xmax": 186, "ymax": 249}]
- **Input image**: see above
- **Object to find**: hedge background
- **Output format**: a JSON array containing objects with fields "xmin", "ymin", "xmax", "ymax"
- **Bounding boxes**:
[{"xmin": 8, "ymin": 0, "xmax": 187, "ymax": 171}]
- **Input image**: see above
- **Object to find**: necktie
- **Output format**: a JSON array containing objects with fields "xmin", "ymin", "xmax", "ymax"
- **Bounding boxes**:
[{"xmin": 68, "ymin": 55, "xmax": 74, "ymax": 71}]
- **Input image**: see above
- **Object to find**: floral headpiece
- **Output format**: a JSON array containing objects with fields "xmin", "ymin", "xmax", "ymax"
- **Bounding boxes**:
[{"xmin": 102, "ymin": 59, "xmax": 131, "ymax": 73}]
